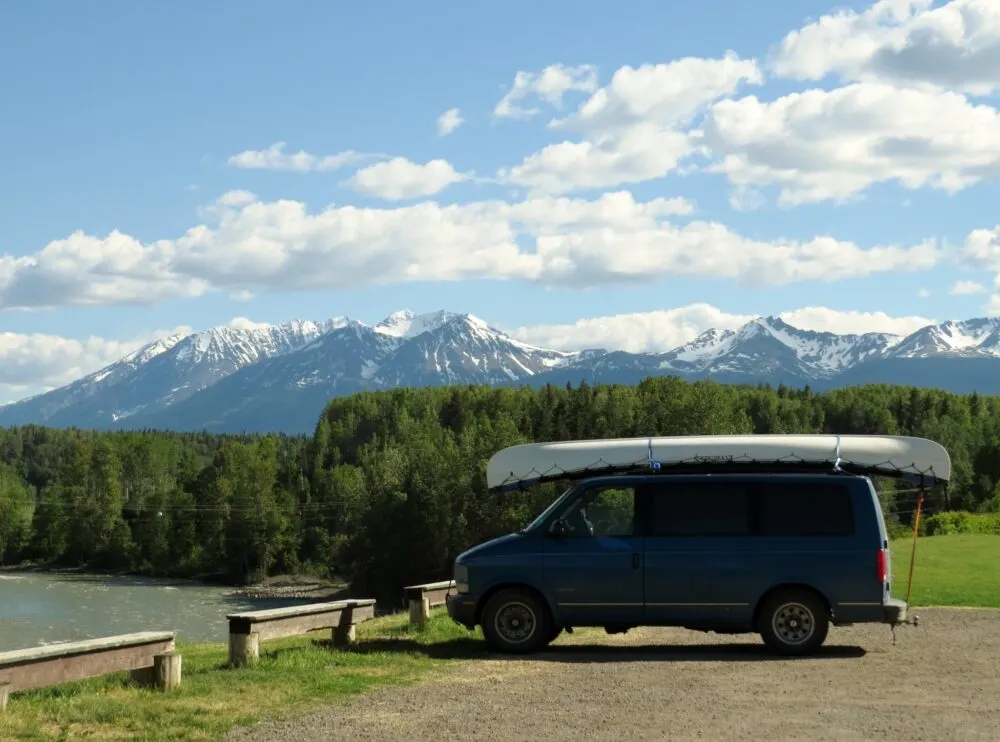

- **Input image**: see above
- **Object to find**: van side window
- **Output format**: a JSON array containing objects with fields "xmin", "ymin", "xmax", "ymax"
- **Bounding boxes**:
[
  {"xmin": 757, "ymin": 482, "xmax": 855, "ymax": 537},
  {"xmin": 558, "ymin": 485, "xmax": 635, "ymax": 537},
  {"xmin": 648, "ymin": 482, "xmax": 752, "ymax": 537}
]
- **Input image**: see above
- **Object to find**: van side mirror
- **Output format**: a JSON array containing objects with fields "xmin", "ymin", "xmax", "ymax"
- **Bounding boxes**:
[{"xmin": 550, "ymin": 518, "xmax": 571, "ymax": 537}]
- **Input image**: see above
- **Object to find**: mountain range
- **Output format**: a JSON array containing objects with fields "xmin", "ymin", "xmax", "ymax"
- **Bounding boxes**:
[{"xmin": 3, "ymin": 309, "xmax": 1000, "ymax": 435}]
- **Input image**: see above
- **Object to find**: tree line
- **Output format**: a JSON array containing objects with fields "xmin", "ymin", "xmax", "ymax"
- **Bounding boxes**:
[{"xmin": 1, "ymin": 377, "xmax": 999, "ymax": 600}]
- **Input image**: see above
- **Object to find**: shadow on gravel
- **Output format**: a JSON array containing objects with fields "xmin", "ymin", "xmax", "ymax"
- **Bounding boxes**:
[{"xmin": 352, "ymin": 638, "xmax": 866, "ymax": 663}]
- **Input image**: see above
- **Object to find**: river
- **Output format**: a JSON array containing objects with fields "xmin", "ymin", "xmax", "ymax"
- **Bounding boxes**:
[{"xmin": 0, "ymin": 571, "xmax": 319, "ymax": 651}]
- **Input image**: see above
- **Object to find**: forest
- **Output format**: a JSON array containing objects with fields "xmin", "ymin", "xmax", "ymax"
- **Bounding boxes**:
[{"xmin": 2, "ymin": 377, "xmax": 1000, "ymax": 600}]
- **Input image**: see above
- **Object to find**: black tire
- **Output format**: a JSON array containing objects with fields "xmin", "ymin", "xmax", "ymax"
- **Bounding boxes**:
[
  {"xmin": 757, "ymin": 588, "xmax": 830, "ymax": 656},
  {"xmin": 480, "ymin": 587, "xmax": 552, "ymax": 654}
]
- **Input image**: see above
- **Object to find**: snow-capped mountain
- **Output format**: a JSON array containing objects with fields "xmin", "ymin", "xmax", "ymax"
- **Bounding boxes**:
[
  {"xmin": 373, "ymin": 313, "xmax": 576, "ymax": 388},
  {"xmin": 0, "ymin": 318, "xmax": 344, "ymax": 428},
  {"xmin": 659, "ymin": 318, "xmax": 901, "ymax": 378},
  {"xmin": 4, "ymin": 309, "xmax": 1000, "ymax": 434},
  {"xmin": 882, "ymin": 318, "xmax": 1000, "ymax": 359}
]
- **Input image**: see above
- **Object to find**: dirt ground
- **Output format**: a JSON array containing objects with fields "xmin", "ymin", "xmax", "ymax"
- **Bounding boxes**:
[{"xmin": 228, "ymin": 607, "xmax": 1000, "ymax": 742}]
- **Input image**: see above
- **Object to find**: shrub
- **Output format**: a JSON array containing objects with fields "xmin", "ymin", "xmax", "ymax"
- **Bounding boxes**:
[{"xmin": 923, "ymin": 511, "xmax": 1000, "ymax": 536}]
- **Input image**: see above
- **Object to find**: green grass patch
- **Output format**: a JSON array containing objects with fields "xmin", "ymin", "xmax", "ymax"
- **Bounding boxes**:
[
  {"xmin": 890, "ymin": 533, "xmax": 1000, "ymax": 608},
  {"xmin": 0, "ymin": 610, "xmax": 484, "ymax": 741}
]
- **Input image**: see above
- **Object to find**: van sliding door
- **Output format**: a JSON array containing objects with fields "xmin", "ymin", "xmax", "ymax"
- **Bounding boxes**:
[{"xmin": 643, "ymin": 479, "xmax": 755, "ymax": 625}]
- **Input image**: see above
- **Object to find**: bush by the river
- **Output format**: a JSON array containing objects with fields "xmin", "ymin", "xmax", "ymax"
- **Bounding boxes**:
[{"xmin": 3, "ymin": 377, "xmax": 1000, "ymax": 599}]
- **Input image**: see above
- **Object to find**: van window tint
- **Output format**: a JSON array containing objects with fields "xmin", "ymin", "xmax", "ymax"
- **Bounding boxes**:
[
  {"xmin": 649, "ymin": 482, "xmax": 751, "ymax": 537},
  {"xmin": 558, "ymin": 485, "xmax": 635, "ymax": 537},
  {"xmin": 757, "ymin": 483, "xmax": 855, "ymax": 537}
]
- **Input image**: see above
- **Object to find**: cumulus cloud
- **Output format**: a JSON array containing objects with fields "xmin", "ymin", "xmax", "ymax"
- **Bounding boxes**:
[
  {"xmin": 494, "ymin": 64, "xmax": 599, "ymax": 119},
  {"xmin": 227, "ymin": 142, "xmax": 370, "ymax": 172},
  {"xmin": 701, "ymin": 82, "xmax": 1000, "ymax": 205},
  {"xmin": 0, "ymin": 325, "xmax": 192, "ymax": 402},
  {"xmin": 437, "ymin": 108, "xmax": 464, "ymax": 136},
  {"xmin": 772, "ymin": 0, "xmax": 1000, "ymax": 95},
  {"xmin": 951, "ymin": 279, "xmax": 987, "ymax": 295},
  {"xmin": 344, "ymin": 158, "xmax": 471, "ymax": 200},
  {"xmin": 0, "ymin": 190, "xmax": 945, "ymax": 311},
  {"xmin": 501, "ymin": 53, "xmax": 763, "ymax": 194},
  {"xmin": 510, "ymin": 304, "xmax": 936, "ymax": 353}
]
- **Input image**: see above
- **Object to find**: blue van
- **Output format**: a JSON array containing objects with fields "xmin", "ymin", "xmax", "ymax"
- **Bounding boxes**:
[{"xmin": 446, "ymin": 471, "xmax": 913, "ymax": 656}]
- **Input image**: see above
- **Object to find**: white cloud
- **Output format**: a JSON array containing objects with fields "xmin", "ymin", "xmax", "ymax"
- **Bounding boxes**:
[
  {"xmin": 772, "ymin": 0, "xmax": 1000, "ymax": 95},
  {"xmin": 0, "ymin": 190, "xmax": 943, "ymax": 311},
  {"xmin": 0, "ymin": 325, "xmax": 191, "ymax": 398},
  {"xmin": 344, "ymin": 158, "xmax": 471, "ymax": 200},
  {"xmin": 437, "ymin": 108, "xmax": 464, "ymax": 136},
  {"xmin": 229, "ymin": 289, "xmax": 255, "ymax": 302},
  {"xmin": 702, "ymin": 82, "xmax": 1000, "ymax": 205},
  {"xmin": 227, "ymin": 317, "xmax": 271, "ymax": 331},
  {"xmin": 951, "ymin": 279, "xmax": 987, "ymax": 294},
  {"xmin": 918, "ymin": 287, "xmax": 932, "ymax": 298},
  {"xmin": 776, "ymin": 307, "xmax": 933, "ymax": 336},
  {"xmin": 987, "ymin": 294, "xmax": 1000, "ymax": 315},
  {"xmin": 510, "ymin": 304, "xmax": 755, "ymax": 353},
  {"xmin": 501, "ymin": 53, "xmax": 763, "ymax": 194},
  {"xmin": 227, "ymin": 142, "xmax": 368, "ymax": 172},
  {"xmin": 494, "ymin": 64, "xmax": 599, "ymax": 119},
  {"xmin": 960, "ymin": 226, "xmax": 1000, "ymax": 270},
  {"xmin": 510, "ymin": 304, "xmax": 935, "ymax": 353}
]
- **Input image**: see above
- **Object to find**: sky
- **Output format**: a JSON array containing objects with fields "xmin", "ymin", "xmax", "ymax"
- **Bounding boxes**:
[{"xmin": 3, "ymin": 0, "xmax": 1000, "ymax": 404}]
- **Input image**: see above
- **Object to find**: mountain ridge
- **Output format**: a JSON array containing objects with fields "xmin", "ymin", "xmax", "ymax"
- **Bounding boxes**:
[{"xmin": 4, "ymin": 309, "xmax": 1000, "ymax": 434}]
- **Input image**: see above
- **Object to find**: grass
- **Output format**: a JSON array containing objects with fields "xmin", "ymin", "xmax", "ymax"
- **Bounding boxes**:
[
  {"xmin": 0, "ymin": 610, "xmax": 483, "ymax": 742},
  {"xmin": 3, "ymin": 535, "xmax": 998, "ymax": 740},
  {"xmin": 890, "ymin": 533, "xmax": 1000, "ymax": 608}
]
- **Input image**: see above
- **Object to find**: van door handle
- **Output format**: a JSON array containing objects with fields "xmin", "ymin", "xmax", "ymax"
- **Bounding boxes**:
[{"xmin": 631, "ymin": 553, "xmax": 640, "ymax": 570}]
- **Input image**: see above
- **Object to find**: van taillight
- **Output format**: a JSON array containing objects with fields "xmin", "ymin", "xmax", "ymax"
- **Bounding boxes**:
[{"xmin": 876, "ymin": 548, "xmax": 888, "ymax": 583}]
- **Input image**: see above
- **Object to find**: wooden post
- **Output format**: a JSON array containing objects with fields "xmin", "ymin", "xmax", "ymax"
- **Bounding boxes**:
[
  {"xmin": 229, "ymin": 631, "xmax": 259, "ymax": 667},
  {"xmin": 409, "ymin": 597, "xmax": 430, "ymax": 627},
  {"xmin": 0, "ymin": 680, "xmax": 9, "ymax": 712},
  {"xmin": 153, "ymin": 651, "xmax": 182, "ymax": 691}
]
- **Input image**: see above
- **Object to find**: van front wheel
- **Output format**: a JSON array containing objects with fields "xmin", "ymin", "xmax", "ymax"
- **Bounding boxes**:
[
  {"xmin": 757, "ymin": 589, "xmax": 829, "ymax": 656},
  {"xmin": 481, "ymin": 588, "xmax": 552, "ymax": 654}
]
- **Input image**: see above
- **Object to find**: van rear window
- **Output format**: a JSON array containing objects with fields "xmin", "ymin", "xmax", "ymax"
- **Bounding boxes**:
[
  {"xmin": 757, "ymin": 482, "xmax": 855, "ymax": 537},
  {"xmin": 648, "ymin": 483, "xmax": 752, "ymax": 537},
  {"xmin": 645, "ymin": 480, "xmax": 857, "ymax": 537}
]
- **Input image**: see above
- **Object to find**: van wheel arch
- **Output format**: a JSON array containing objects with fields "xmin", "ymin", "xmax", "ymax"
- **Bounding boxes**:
[
  {"xmin": 753, "ymin": 583, "xmax": 832, "ymax": 626},
  {"xmin": 754, "ymin": 584, "xmax": 832, "ymax": 656},
  {"xmin": 475, "ymin": 582, "xmax": 557, "ymax": 628}
]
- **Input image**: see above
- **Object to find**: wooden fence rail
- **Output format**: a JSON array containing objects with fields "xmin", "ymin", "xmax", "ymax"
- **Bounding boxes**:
[
  {"xmin": 403, "ymin": 580, "xmax": 456, "ymax": 627},
  {"xmin": 0, "ymin": 631, "xmax": 180, "ymax": 711},
  {"xmin": 226, "ymin": 598, "xmax": 376, "ymax": 667}
]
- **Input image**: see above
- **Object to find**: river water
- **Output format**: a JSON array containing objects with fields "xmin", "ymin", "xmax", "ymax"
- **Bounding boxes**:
[{"xmin": 0, "ymin": 571, "xmax": 317, "ymax": 652}]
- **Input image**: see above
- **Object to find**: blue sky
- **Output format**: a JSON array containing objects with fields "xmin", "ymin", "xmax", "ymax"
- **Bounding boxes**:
[{"xmin": 2, "ymin": 0, "xmax": 1000, "ymax": 402}]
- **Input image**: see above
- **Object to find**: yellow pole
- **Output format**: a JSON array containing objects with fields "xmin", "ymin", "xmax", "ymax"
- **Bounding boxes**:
[{"xmin": 904, "ymin": 492, "xmax": 924, "ymax": 607}]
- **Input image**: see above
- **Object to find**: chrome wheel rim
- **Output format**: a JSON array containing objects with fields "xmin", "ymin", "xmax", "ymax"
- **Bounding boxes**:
[
  {"xmin": 772, "ymin": 602, "xmax": 815, "ymax": 645},
  {"xmin": 494, "ymin": 601, "xmax": 536, "ymax": 644}
]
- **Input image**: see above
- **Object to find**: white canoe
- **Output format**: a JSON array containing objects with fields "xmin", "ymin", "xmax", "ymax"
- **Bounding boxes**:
[{"xmin": 485, "ymin": 434, "xmax": 951, "ymax": 491}]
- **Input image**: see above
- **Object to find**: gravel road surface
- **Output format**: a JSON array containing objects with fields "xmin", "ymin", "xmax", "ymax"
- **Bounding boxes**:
[{"xmin": 229, "ymin": 607, "xmax": 1000, "ymax": 742}]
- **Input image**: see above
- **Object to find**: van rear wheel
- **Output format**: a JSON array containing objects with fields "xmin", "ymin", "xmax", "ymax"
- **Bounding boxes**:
[
  {"xmin": 757, "ymin": 589, "xmax": 829, "ymax": 656},
  {"xmin": 481, "ymin": 588, "xmax": 552, "ymax": 654}
]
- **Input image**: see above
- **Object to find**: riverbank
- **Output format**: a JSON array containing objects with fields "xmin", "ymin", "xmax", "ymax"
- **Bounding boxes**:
[
  {"xmin": 0, "ymin": 609, "xmax": 479, "ymax": 741},
  {"xmin": 0, "ymin": 562, "xmax": 352, "ymax": 601}
]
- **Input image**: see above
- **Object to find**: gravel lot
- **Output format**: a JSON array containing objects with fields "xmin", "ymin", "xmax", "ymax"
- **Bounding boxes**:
[{"xmin": 229, "ymin": 607, "xmax": 1000, "ymax": 742}]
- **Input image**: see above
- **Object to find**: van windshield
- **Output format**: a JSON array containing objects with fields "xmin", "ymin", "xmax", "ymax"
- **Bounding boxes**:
[{"xmin": 521, "ymin": 485, "xmax": 577, "ymax": 532}]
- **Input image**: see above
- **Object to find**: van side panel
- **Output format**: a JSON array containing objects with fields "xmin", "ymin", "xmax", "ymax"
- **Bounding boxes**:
[{"xmin": 642, "ymin": 475, "xmax": 887, "ymax": 629}]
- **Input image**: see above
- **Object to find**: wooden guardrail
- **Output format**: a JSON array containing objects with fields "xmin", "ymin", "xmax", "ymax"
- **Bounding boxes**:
[
  {"xmin": 226, "ymin": 598, "xmax": 376, "ymax": 667},
  {"xmin": 0, "ymin": 631, "xmax": 180, "ymax": 711},
  {"xmin": 404, "ymin": 580, "xmax": 456, "ymax": 627}
]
